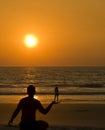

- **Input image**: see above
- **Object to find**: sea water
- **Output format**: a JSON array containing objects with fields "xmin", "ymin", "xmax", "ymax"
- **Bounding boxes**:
[{"xmin": 0, "ymin": 66, "xmax": 105, "ymax": 104}]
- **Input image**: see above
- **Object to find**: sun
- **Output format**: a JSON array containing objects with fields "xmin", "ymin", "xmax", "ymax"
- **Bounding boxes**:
[{"xmin": 24, "ymin": 34, "xmax": 38, "ymax": 48}]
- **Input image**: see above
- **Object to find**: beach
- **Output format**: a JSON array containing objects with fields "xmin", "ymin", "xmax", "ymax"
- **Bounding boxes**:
[
  {"xmin": 0, "ymin": 103, "xmax": 105, "ymax": 130},
  {"xmin": 0, "ymin": 67, "xmax": 105, "ymax": 129}
]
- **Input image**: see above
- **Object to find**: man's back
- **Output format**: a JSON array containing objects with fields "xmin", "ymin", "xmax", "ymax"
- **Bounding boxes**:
[{"xmin": 18, "ymin": 97, "xmax": 39, "ymax": 123}]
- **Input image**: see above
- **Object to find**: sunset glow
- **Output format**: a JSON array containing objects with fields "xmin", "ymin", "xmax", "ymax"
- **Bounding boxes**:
[
  {"xmin": 0, "ymin": 0, "xmax": 105, "ymax": 66},
  {"xmin": 24, "ymin": 35, "xmax": 38, "ymax": 48}
]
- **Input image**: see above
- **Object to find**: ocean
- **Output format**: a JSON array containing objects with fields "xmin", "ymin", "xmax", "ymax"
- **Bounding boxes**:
[{"xmin": 0, "ymin": 66, "xmax": 105, "ymax": 104}]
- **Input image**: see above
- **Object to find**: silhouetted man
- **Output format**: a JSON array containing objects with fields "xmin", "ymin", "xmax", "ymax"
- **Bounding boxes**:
[{"xmin": 8, "ymin": 85, "xmax": 56, "ymax": 130}]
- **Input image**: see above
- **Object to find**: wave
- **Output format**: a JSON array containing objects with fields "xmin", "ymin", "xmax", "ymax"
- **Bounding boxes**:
[
  {"xmin": 0, "ymin": 91, "xmax": 105, "ymax": 95},
  {"xmin": 44, "ymin": 83, "xmax": 105, "ymax": 88},
  {"xmin": 0, "ymin": 84, "xmax": 26, "ymax": 88},
  {"xmin": 76, "ymin": 83, "xmax": 104, "ymax": 88},
  {"xmin": 0, "ymin": 83, "xmax": 104, "ymax": 88}
]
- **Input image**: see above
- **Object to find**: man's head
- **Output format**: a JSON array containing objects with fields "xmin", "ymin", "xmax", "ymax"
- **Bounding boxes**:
[{"xmin": 27, "ymin": 85, "xmax": 36, "ymax": 96}]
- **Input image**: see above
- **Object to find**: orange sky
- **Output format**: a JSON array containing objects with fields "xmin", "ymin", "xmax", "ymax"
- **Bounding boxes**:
[{"xmin": 0, "ymin": 0, "xmax": 105, "ymax": 66}]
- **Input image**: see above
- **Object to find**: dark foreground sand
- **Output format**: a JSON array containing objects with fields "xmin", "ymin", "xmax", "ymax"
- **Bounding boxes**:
[{"xmin": 0, "ymin": 103, "xmax": 105, "ymax": 130}]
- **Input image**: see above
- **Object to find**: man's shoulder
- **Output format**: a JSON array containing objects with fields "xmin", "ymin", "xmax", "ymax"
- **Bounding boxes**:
[
  {"xmin": 20, "ymin": 97, "xmax": 40, "ymax": 103},
  {"xmin": 18, "ymin": 97, "xmax": 26, "ymax": 103},
  {"xmin": 20, "ymin": 96, "xmax": 28, "ymax": 101},
  {"xmin": 34, "ymin": 98, "xmax": 40, "ymax": 103}
]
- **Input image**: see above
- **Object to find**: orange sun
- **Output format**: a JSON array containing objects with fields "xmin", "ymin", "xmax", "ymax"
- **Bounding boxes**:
[{"xmin": 24, "ymin": 34, "xmax": 38, "ymax": 48}]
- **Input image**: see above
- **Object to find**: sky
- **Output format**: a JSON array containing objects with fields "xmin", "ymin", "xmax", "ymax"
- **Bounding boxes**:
[{"xmin": 0, "ymin": 0, "xmax": 105, "ymax": 66}]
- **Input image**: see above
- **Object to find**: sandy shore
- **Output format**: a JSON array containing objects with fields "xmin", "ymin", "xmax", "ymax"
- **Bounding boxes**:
[{"xmin": 0, "ymin": 103, "xmax": 105, "ymax": 129}]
